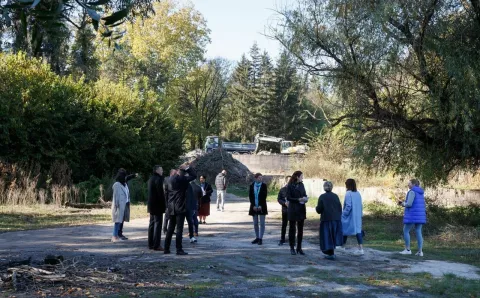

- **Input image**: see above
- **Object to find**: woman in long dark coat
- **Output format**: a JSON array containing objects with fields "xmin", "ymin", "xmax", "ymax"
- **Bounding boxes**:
[
  {"xmin": 248, "ymin": 173, "xmax": 268, "ymax": 245},
  {"xmin": 198, "ymin": 175, "xmax": 213, "ymax": 224},
  {"xmin": 316, "ymin": 181, "xmax": 343, "ymax": 260},
  {"xmin": 287, "ymin": 171, "xmax": 308, "ymax": 255}
]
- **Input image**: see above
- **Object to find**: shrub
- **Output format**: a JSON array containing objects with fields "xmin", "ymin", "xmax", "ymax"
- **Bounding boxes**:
[{"xmin": 0, "ymin": 52, "xmax": 182, "ymax": 183}]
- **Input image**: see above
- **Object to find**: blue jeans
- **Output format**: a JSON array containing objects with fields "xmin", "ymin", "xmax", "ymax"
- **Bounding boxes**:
[
  {"xmin": 113, "ymin": 222, "xmax": 121, "ymax": 237},
  {"xmin": 253, "ymin": 214, "xmax": 266, "ymax": 239},
  {"xmin": 403, "ymin": 223, "xmax": 423, "ymax": 250}
]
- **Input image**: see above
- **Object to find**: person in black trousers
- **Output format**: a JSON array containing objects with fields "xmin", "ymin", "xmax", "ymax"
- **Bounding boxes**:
[
  {"xmin": 277, "ymin": 176, "xmax": 291, "ymax": 245},
  {"xmin": 147, "ymin": 165, "xmax": 166, "ymax": 251},
  {"xmin": 287, "ymin": 171, "xmax": 308, "ymax": 255},
  {"xmin": 164, "ymin": 166, "xmax": 196, "ymax": 255},
  {"xmin": 186, "ymin": 181, "xmax": 202, "ymax": 243},
  {"xmin": 117, "ymin": 169, "xmax": 138, "ymax": 240},
  {"xmin": 163, "ymin": 169, "xmax": 177, "ymax": 235}
]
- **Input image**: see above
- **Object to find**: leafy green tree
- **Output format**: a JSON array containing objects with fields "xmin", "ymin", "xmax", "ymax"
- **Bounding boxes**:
[
  {"xmin": 223, "ymin": 54, "xmax": 254, "ymax": 142},
  {"xmin": 1, "ymin": 0, "xmax": 154, "ymax": 56},
  {"xmin": 0, "ymin": 52, "xmax": 182, "ymax": 181},
  {"xmin": 96, "ymin": 0, "xmax": 209, "ymax": 92},
  {"xmin": 68, "ymin": 10, "xmax": 99, "ymax": 82},
  {"xmin": 168, "ymin": 58, "xmax": 230, "ymax": 149},
  {"xmin": 272, "ymin": 0, "xmax": 480, "ymax": 183}
]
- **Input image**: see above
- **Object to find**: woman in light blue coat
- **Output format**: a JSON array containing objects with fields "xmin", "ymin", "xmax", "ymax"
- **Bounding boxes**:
[{"xmin": 339, "ymin": 178, "xmax": 364, "ymax": 255}]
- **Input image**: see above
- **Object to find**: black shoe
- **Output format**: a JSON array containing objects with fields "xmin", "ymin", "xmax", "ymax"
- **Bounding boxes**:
[
  {"xmin": 258, "ymin": 239, "xmax": 263, "ymax": 245},
  {"xmin": 297, "ymin": 249, "xmax": 305, "ymax": 255},
  {"xmin": 278, "ymin": 240, "xmax": 285, "ymax": 246},
  {"xmin": 290, "ymin": 248, "xmax": 297, "ymax": 255},
  {"xmin": 119, "ymin": 235, "xmax": 128, "ymax": 240},
  {"xmin": 164, "ymin": 250, "xmax": 171, "ymax": 254},
  {"xmin": 251, "ymin": 238, "xmax": 259, "ymax": 244},
  {"xmin": 203, "ymin": 221, "xmax": 206, "ymax": 224},
  {"xmin": 176, "ymin": 250, "xmax": 188, "ymax": 255}
]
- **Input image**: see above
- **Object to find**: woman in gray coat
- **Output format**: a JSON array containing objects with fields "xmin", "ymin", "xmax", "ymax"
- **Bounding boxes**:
[{"xmin": 111, "ymin": 170, "xmax": 129, "ymax": 242}]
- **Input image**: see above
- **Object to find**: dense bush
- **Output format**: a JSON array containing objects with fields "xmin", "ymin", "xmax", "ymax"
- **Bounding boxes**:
[{"xmin": 0, "ymin": 52, "xmax": 182, "ymax": 183}]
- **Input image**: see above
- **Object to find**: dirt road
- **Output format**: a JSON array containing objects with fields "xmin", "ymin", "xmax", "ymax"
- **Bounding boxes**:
[{"xmin": 0, "ymin": 193, "xmax": 478, "ymax": 297}]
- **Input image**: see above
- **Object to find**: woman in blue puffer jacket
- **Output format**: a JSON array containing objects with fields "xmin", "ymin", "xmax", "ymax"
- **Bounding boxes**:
[{"xmin": 398, "ymin": 179, "xmax": 426, "ymax": 257}]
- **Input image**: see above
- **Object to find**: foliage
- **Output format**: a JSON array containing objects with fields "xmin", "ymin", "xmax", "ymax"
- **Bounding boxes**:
[
  {"xmin": 0, "ymin": 0, "xmax": 154, "ymax": 56},
  {"xmin": 0, "ymin": 52, "xmax": 182, "ymax": 183},
  {"xmin": 223, "ymin": 45, "xmax": 318, "ymax": 143},
  {"xmin": 167, "ymin": 58, "xmax": 230, "ymax": 149},
  {"xmin": 272, "ymin": 0, "xmax": 480, "ymax": 184},
  {"xmin": 96, "ymin": 0, "xmax": 210, "ymax": 92}
]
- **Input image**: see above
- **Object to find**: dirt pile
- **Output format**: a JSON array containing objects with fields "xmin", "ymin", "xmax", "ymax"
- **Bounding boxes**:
[{"xmin": 190, "ymin": 150, "xmax": 252, "ymax": 186}]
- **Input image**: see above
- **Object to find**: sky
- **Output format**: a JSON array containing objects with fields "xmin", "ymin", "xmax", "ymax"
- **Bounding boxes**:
[{"xmin": 192, "ymin": 0, "xmax": 293, "ymax": 62}]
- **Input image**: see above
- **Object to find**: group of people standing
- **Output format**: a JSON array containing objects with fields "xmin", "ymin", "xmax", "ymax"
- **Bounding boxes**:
[
  {"xmin": 112, "ymin": 165, "xmax": 426, "ymax": 259},
  {"xmin": 248, "ymin": 171, "xmax": 426, "ymax": 259},
  {"xmin": 111, "ymin": 165, "xmax": 220, "ymax": 255}
]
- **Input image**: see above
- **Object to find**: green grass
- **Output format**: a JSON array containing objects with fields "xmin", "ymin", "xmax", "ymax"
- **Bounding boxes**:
[
  {"xmin": 0, "ymin": 204, "xmax": 148, "ymax": 232},
  {"xmin": 306, "ymin": 202, "xmax": 480, "ymax": 267},
  {"xmin": 361, "ymin": 271, "xmax": 480, "ymax": 297}
]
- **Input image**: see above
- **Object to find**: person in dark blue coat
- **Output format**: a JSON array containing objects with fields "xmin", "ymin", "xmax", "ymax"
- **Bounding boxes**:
[
  {"xmin": 316, "ymin": 181, "xmax": 343, "ymax": 260},
  {"xmin": 398, "ymin": 179, "xmax": 426, "ymax": 257}
]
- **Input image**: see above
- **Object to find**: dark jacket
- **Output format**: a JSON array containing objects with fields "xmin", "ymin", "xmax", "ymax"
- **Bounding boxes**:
[
  {"xmin": 186, "ymin": 182, "xmax": 202, "ymax": 212},
  {"xmin": 166, "ymin": 168, "xmax": 197, "ymax": 215},
  {"xmin": 277, "ymin": 186, "xmax": 288, "ymax": 213},
  {"xmin": 147, "ymin": 173, "xmax": 166, "ymax": 215},
  {"xmin": 199, "ymin": 182, "xmax": 213, "ymax": 204},
  {"xmin": 316, "ymin": 191, "xmax": 342, "ymax": 221},
  {"xmin": 249, "ymin": 182, "xmax": 268, "ymax": 216},
  {"xmin": 215, "ymin": 173, "xmax": 227, "ymax": 190},
  {"xmin": 286, "ymin": 182, "xmax": 307, "ymax": 221}
]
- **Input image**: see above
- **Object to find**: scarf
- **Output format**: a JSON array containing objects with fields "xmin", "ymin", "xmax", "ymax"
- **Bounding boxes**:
[{"xmin": 254, "ymin": 182, "xmax": 262, "ymax": 207}]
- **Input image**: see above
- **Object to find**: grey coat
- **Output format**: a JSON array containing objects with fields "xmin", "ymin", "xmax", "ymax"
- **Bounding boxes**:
[{"xmin": 112, "ymin": 182, "xmax": 128, "ymax": 223}]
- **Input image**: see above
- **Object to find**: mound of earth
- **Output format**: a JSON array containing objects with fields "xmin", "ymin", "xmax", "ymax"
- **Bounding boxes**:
[{"xmin": 190, "ymin": 150, "xmax": 252, "ymax": 186}]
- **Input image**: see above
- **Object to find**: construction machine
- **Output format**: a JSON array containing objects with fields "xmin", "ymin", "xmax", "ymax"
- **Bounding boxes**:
[
  {"xmin": 254, "ymin": 134, "xmax": 308, "ymax": 155},
  {"xmin": 204, "ymin": 136, "xmax": 256, "ymax": 154}
]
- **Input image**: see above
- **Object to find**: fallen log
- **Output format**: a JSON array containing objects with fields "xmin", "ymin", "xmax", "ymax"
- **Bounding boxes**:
[{"xmin": 64, "ymin": 202, "xmax": 110, "ymax": 209}]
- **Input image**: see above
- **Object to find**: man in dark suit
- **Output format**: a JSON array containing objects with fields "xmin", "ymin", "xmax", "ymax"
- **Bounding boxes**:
[
  {"xmin": 147, "ymin": 165, "xmax": 166, "ymax": 251},
  {"xmin": 164, "ymin": 166, "xmax": 197, "ymax": 255}
]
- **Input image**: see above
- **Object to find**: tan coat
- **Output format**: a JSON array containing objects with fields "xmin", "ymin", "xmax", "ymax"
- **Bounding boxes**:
[{"xmin": 111, "ymin": 182, "xmax": 128, "ymax": 223}]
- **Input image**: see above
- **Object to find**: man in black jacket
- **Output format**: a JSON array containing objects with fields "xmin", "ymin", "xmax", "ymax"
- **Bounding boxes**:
[
  {"xmin": 164, "ymin": 166, "xmax": 197, "ymax": 255},
  {"xmin": 147, "ymin": 165, "xmax": 166, "ymax": 251},
  {"xmin": 277, "ymin": 176, "xmax": 291, "ymax": 245}
]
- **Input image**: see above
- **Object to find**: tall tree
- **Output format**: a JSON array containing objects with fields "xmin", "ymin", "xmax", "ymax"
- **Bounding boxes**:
[
  {"xmin": 169, "ymin": 58, "xmax": 230, "ymax": 149},
  {"xmin": 257, "ymin": 51, "xmax": 276, "ymax": 134},
  {"xmin": 96, "ymin": 0, "xmax": 209, "ymax": 92},
  {"xmin": 272, "ymin": 0, "xmax": 480, "ymax": 183},
  {"xmin": 68, "ymin": 10, "xmax": 99, "ymax": 82},
  {"xmin": 223, "ymin": 55, "xmax": 253, "ymax": 142}
]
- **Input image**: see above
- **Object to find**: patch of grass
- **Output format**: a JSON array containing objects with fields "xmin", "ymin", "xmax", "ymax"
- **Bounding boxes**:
[
  {"xmin": 361, "ymin": 271, "xmax": 480, "ymax": 297},
  {"xmin": 0, "ymin": 204, "xmax": 148, "ymax": 232},
  {"xmin": 305, "ymin": 204, "xmax": 480, "ymax": 266},
  {"xmin": 266, "ymin": 275, "xmax": 290, "ymax": 286}
]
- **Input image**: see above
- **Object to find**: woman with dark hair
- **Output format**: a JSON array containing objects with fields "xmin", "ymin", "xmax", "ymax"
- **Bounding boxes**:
[
  {"xmin": 287, "ymin": 171, "xmax": 308, "ymax": 255},
  {"xmin": 111, "ymin": 169, "xmax": 129, "ymax": 242},
  {"xmin": 198, "ymin": 175, "xmax": 213, "ymax": 224},
  {"xmin": 249, "ymin": 173, "xmax": 268, "ymax": 245},
  {"xmin": 316, "ymin": 181, "xmax": 343, "ymax": 260},
  {"xmin": 339, "ymin": 178, "xmax": 364, "ymax": 255}
]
